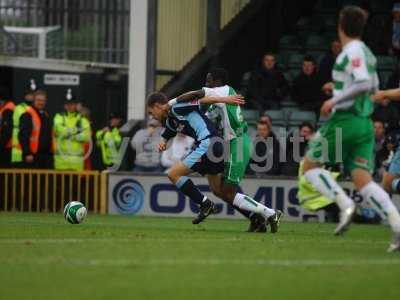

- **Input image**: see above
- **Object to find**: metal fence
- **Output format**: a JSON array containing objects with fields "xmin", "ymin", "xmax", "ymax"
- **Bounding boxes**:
[
  {"xmin": 0, "ymin": 169, "xmax": 108, "ymax": 214},
  {"xmin": 0, "ymin": 0, "xmax": 130, "ymax": 64}
]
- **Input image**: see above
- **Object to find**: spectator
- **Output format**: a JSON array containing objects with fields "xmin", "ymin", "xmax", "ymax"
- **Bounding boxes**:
[
  {"xmin": 372, "ymin": 100, "xmax": 400, "ymax": 134},
  {"xmin": 161, "ymin": 133, "xmax": 194, "ymax": 170},
  {"xmin": 131, "ymin": 118, "xmax": 163, "ymax": 173},
  {"xmin": 246, "ymin": 53, "xmax": 289, "ymax": 113},
  {"xmin": 11, "ymin": 80, "xmax": 37, "ymax": 165},
  {"xmin": 390, "ymin": 3, "xmax": 400, "ymax": 56},
  {"xmin": 374, "ymin": 121, "xmax": 391, "ymax": 181},
  {"xmin": 0, "ymin": 92, "xmax": 14, "ymax": 168},
  {"xmin": 291, "ymin": 55, "xmax": 323, "ymax": 112},
  {"xmin": 247, "ymin": 121, "xmax": 281, "ymax": 175},
  {"xmin": 260, "ymin": 114, "xmax": 272, "ymax": 127},
  {"xmin": 282, "ymin": 122, "xmax": 315, "ymax": 176},
  {"xmin": 319, "ymin": 39, "xmax": 342, "ymax": 84},
  {"xmin": 96, "ymin": 113, "xmax": 123, "ymax": 170},
  {"xmin": 53, "ymin": 89, "xmax": 92, "ymax": 171},
  {"xmin": 16, "ymin": 90, "xmax": 53, "ymax": 169}
]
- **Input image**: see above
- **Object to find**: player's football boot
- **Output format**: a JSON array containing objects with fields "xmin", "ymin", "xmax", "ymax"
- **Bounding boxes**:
[
  {"xmin": 387, "ymin": 233, "xmax": 400, "ymax": 253},
  {"xmin": 267, "ymin": 210, "xmax": 283, "ymax": 234},
  {"xmin": 247, "ymin": 214, "xmax": 267, "ymax": 233},
  {"xmin": 334, "ymin": 204, "xmax": 355, "ymax": 236},
  {"xmin": 192, "ymin": 199, "xmax": 216, "ymax": 225}
]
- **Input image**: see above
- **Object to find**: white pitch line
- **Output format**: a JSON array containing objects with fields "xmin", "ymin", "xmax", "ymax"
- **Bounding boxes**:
[
  {"xmin": 0, "ymin": 238, "xmax": 388, "ymax": 245},
  {"xmin": 1, "ymin": 258, "xmax": 400, "ymax": 268}
]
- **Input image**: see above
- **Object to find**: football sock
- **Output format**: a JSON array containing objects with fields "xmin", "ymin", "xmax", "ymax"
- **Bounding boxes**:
[
  {"xmin": 233, "ymin": 206, "xmax": 252, "ymax": 219},
  {"xmin": 304, "ymin": 168, "xmax": 354, "ymax": 211},
  {"xmin": 360, "ymin": 181, "xmax": 400, "ymax": 233},
  {"xmin": 233, "ymin": 193, "xmax": 275, "ymax": 218},
  {"xmin": 176, "ymin": 176, "xmax": 206, "ymax": 205}
]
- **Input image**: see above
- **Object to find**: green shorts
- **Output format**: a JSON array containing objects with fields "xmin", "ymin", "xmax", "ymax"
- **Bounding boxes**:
[
  {"xmin": 306, "ymin": 111, "xmax": 374, "ymax": 173},
  {"xmin": 223, "ymin": 133, "xmax": 252, "ymax": 185}
]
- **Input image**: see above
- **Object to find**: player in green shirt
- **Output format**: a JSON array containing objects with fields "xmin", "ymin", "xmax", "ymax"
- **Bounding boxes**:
[
  {"xmin": 170, "ymin": 68, "xmax": 282, "ymax": 233},
  {"xmin": 302, "ymin": 6, "xmax": 400, "ymax": 252}
]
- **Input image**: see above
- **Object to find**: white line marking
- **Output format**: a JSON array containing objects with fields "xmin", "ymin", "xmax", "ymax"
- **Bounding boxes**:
[{"xmin": 1, "ymin": 258, "xmax": 400, "ymax": 267}]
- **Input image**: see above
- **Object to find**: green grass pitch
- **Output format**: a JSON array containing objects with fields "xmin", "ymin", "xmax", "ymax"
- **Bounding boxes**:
[{"xmin": 0, "ymin": 213, "xmax": 400, "ymax": 300}]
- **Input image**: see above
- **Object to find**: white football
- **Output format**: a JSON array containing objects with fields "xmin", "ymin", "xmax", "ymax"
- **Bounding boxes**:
[{"xmin": 64, "ymin": 201, "xmax": 87, "ymax": 224}]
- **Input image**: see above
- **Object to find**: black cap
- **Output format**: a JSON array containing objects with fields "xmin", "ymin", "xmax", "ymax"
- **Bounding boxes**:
[
  {"xmin": 64, "ymin": 89, "xmax": 78, "ymax": 103},
  {"xmin": 24, "ymin": 79, "xmax": 37, "ymax": 95}
]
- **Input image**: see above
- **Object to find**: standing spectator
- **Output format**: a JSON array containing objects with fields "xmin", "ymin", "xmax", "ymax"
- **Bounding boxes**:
[
  {"xmin": 0, "ymin": 92, "xmax": 14, "ymax": 168},
  {"xmin": 131, "ymin": 118, "xmax": 163, "ymax": 173},
  {"xmin": 246, "ymin": 53, "xmax": 289, "ymax": 113},
  {"xmin": 319, "ymin": 39, "xmax": 342, "ymax": 84},
  {"xmin": 96, "ymin": 113, "xmax": 123, "ymax": 170},
  {"xmin": 372, "ymin": 100, "xmax": 400, "ymax": 134},
  {"xmin": 11, "ymin": 80, "xmax": 37, "ymax": 165},
  {"xmin": 161, "ymin": 133, "xmax": 194, "ymax": 170},
  {"xmin": 282, "ymin": 122, "xmax": 315, "ymax": 176},
  {"xmin": 53, "ymin": 89, "xmax": 91, "ymax": 171},
  {"xmin": 247, "ymin": 121, "xmax": 281, "ymax": 175},
  {"xmin": 291, "ymin": 55, "xmax": 323, "ymax": 111},
  {"xmin": 16, "ymin": 90, "xmax": 52, "ymax": 169}
]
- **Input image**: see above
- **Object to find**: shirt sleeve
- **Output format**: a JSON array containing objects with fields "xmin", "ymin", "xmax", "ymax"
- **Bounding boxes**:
[
  {"xmin": 346, "ymin": 47, "xmax": 370, "ymax": 82},
  {"xmin": 161, "ymin": 118, "xmax": 177, "ymax": 141},
  {"xmin": 202, "ymin": 87, "xmax": 219, "ymax": 97}
]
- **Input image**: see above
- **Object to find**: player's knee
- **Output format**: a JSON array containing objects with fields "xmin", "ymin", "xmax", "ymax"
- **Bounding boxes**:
[{"xmin": 167, "ymin": 169, "xmax": 179, "ymax": 184}]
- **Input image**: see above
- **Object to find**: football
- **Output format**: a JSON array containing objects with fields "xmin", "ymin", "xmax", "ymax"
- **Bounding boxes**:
[{"xmin": 63, "ymin": 201, "xmax": 87, "ymax": 224}]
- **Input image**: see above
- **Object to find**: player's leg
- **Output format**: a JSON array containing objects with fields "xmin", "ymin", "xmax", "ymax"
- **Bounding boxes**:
[
  {"xmin": 224, "ymin": 134, "xmax": 282, "ymax": 232},
  {"xmin": 167, "ymin": 161, "xmax": 211, "ymax": 207},
  {"xmin": 303, "ymin": 123, "xmax": 355, "ymax": 235}
]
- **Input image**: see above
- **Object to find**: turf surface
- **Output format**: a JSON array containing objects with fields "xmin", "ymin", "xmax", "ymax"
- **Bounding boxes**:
[{"xmin": 0, "ymin": 213, "xmax": 399, "ymax": 300}]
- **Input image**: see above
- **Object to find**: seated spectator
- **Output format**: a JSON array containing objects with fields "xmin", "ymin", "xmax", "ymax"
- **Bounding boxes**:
[
  {"xmin": 161, "ymin": 133, "xmax": 194, "ymax": 170},
  {"xmin": 247, "ymin": 121, "xmax": 281, "ymax": 176},
  {"xmin": 246, "ymin": 53, "xmax": 289, "ymax": 113},
  {"xmin": 260, "ymin": 114, "xmax": 272, "ymax": 127},
  {"xmin": 131, "ymin": 118, "xmax": 163, "ymax": 173},
  {"xmin": 291, "ymin": 55, "xmax": 323, "ymax": 112},
  {"xmin": 319, "ymin": 39, "xmax": 342, "ymax": 84},
  {"xmin": 282, "ymin": 122, "xmax": 315, "ymax": 176}
]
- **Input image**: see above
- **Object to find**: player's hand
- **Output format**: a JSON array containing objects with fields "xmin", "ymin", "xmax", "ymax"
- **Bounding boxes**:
[
  {"xmin": 322, "ymin": 82, "xmax": 334, "ymax": 95},
  {"xmin": 222, "ymin": 95, "xmax": 245, "ymax": 106},
  {"xmin": 372, "ymin": 90, "xmax": 390, "ymax": 106},
  {"xmin": 157, "ymin": 140, "xmax": 167, "ymax": 152},
  {"xmin": 320, "ymin": 99, "xmax": 336, "ymax": 117}
]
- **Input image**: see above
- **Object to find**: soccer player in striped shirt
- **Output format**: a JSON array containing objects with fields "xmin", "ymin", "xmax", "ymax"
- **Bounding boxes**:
[{"xmin": 302, "ymin": 6, "xmax": 400, "ymax": 252}]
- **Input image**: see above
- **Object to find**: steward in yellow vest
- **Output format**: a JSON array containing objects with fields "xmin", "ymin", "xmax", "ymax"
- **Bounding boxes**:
[
  {"xmin": 96, "ymin": 113, "xmax": 123, "ymax": 169},
  {"xmin": 11, "ymin": 79, "xmax": 37, "ymax": 164},
  {"xmin": 53, "ymin": 90, "xmax": 91, "ymax": 171}
]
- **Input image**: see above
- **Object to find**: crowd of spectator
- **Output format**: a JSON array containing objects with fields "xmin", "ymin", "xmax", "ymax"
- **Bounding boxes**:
[{"xmin": 0, "ymin": 81, "xmax": 124, "ymax": 171}]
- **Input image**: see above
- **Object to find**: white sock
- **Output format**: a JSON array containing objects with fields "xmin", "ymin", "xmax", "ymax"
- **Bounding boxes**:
[
  {"xmin": 304, "ymin": 168, "xmax": 354, "ymax": 211},
  {"xmin": 360, "ymin": 181, "xmax": 400, "ymax": 233},
  {"xmin": 233, "ymin": 193, "xmax": 275, "ymax": 218}
]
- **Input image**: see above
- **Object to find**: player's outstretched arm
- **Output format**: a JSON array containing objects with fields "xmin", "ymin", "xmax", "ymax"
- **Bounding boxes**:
[
  {"xmin": 168, "ymin": 90, "xmax": 205, "ymax": 106},
  {"xmin": 199, "ymin": 95, "xmax": 245, "ymax": 106},
  {"xmin": 372, "ymin": 88, "xmax": 400, "ymax": 104}
]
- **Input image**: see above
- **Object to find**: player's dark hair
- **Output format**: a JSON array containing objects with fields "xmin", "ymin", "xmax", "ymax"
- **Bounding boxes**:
[
  {"xmin": 147, "ymin": 92, "xmax": 168, "ymax": 107},
  {"xmin": 339, "ymin": 6, "xmax": 367, "ymax": 38},
  {"xmin": 208, "ymin": 68, "xmax": 228, "ymax": 85},
  {"xmin": 299, "ymin": 121, "xmax": 315, "ymax": 132}
]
